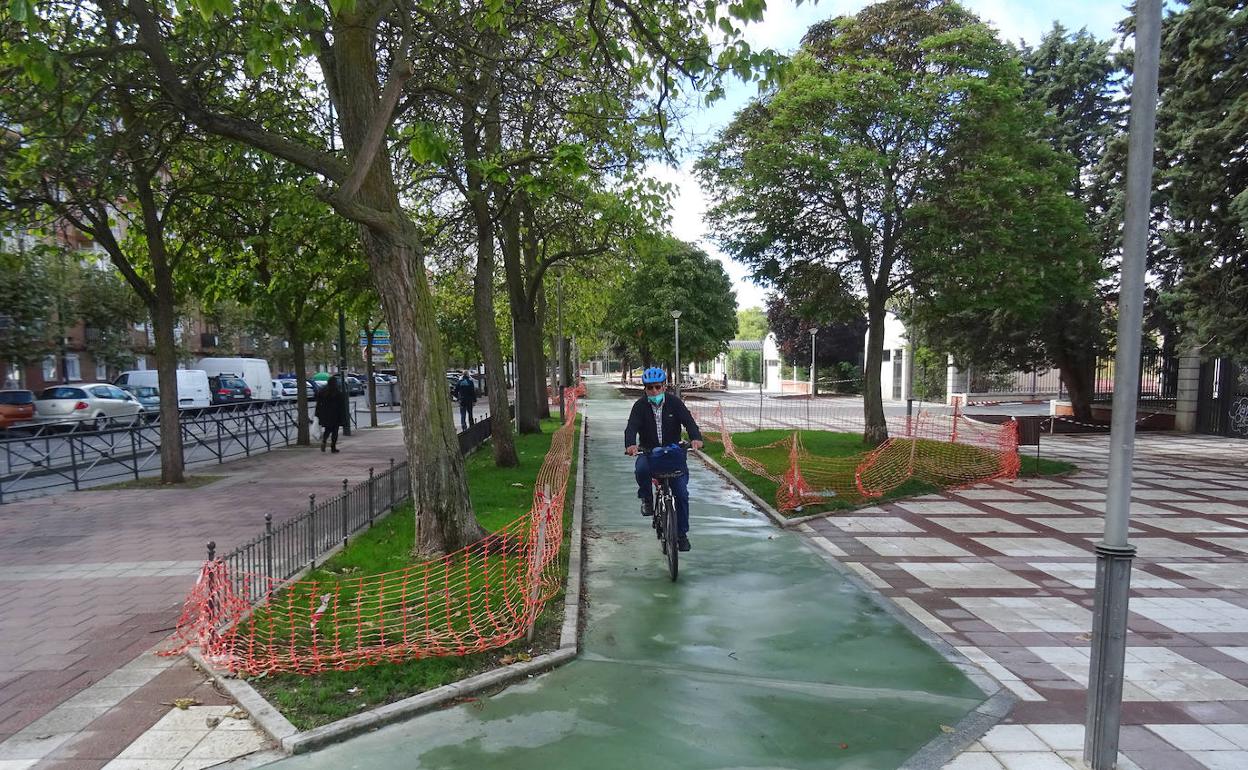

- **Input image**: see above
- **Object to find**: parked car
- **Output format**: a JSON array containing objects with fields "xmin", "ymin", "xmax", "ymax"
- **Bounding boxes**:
[
  {"xmin": 119, "ymin": 384, "xmax": 162, "ymax": 415},
  {"xmin": 208, "ymin": 375, "xmax": 251, "ymax": 406},
  {"xmin": 277, "ymin": 379, "xmax": 299, "ymax": 399},
  {"xmin": 114, "ymin": 369, "xmax": 211, "ymax": 409},
  {"xmin": 0, "ymin": 390, "xmax": 36, "ymax": 431},
  {"xmin": 34, "ymin": 384, "xmax": 144, "ymax": 430},
  {"xmin": 195, "ymin": 357, "xmax": 274, "ymax": 402},
  {"xmin": 345, "ymin": 376, "xmax": 365, "ymax": 396}
]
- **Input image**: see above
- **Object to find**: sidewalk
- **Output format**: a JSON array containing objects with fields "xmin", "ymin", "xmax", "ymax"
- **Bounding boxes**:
[
  {"xmin": 0, "ymin": 423, "xmax": 406, "ymax": 768},
  {"xmin": 794, "ymin": 430, "xmax": 1248, "ymax": 769}
]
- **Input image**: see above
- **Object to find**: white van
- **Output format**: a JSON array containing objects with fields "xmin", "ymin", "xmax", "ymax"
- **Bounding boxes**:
[
  {"xmin": 194, "ymin": 357, "xmax": 274, "ymax": 401},
  {"xmin": 114, "ymin": 369, "xmax": 211, "ymax": 410}
]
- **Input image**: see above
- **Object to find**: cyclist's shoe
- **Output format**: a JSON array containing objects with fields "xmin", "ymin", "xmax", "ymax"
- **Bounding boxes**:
[
  {"xmin": 640, "ymin": 499, "xmax": 654, "ymax": 517},
  {"xmin": 678, "ymin": 535, "xmax": 691, "ymax": 552}
]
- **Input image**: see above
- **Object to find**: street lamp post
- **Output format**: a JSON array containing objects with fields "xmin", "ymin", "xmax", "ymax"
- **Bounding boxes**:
[
  {"xmin": 809, "ymin": 328, "xmax": 817, "ymax": 398},
  {"xmin": 338, "ymin": 307, "xmax": 351, "ymax": 436},
  {"xmin": 1084, "ymin": 2, "xmax": 1161, "ymax": 768},
  {"xmin": 670, "ymin": 310, "xmax": 682, "ymax": 397}
]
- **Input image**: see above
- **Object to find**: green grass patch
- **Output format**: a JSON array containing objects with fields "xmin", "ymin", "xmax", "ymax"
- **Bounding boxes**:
[
  {"xmin": 94, "ymin": 475, "xmax": 225, "ymax": 491},
  {"xmin": 702, "ymin": 428, "xmax": 1074, "ymax": 518},
  {"xmin": 250, "ymin": 416, "xmax": 580, "ymax": 729},
  {"xmin": 1019, "ymin": 454, "xmax": 1076, "ymax": 476}
]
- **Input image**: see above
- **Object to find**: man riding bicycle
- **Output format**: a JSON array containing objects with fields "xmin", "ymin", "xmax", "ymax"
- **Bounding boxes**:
[{"xmin": 624, "ymin": 367, "xmax": 704, "ymax": 552}]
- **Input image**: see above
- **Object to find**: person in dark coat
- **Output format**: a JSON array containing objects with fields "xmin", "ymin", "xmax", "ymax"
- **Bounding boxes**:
[
  {"xmin": 315, "ymin": 376, "xmax": 347, "ymax": 453},
  {"xmin": 624, "ymin": 367, "xmax": 703, "ymax": 551},
  {"xmin": 455, "ymin": 372, "xmax": 477, "ymax": 431}
]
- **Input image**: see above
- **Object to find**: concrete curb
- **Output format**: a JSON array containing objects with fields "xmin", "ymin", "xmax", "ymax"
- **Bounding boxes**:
[
  {"xmin": 186, "ymin": 415, "xmax": 590, "ymax": 756},
  {"xmin": 691, "ymin": 449, "xmax": 1018, "ymax": 770}
]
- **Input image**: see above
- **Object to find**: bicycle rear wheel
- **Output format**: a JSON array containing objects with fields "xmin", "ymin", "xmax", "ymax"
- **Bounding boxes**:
[{"xmin": 664, "ymin": 495, "xmax": 679, "ymax": 581}]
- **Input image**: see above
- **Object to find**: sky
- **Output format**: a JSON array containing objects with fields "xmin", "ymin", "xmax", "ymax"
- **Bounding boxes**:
[{"xmin": 662, "ymin": 0, "xmax": 1132, "ymax": 310}]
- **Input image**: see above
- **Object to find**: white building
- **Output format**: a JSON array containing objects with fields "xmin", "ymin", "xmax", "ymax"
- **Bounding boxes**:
[{"xmin": 864, "ymin": 312, "xmax": 913, "ymax": 402}]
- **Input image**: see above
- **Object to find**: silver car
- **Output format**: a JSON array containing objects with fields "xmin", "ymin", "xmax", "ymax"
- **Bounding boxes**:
[{"xmin": 35, "ymin": 383, "xmax": 144, "ymax": 430}]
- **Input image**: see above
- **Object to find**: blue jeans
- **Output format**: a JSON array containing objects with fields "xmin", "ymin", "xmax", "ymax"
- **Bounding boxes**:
[
  {"xmin": 459, "ymin": 402, "xmax": 474, "ymax": 431},
  {"xmin": 635, "ymin": 453, "xmax": 690, "ymax": 535}
]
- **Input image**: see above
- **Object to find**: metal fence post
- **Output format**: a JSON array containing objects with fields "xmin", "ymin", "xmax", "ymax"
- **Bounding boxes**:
[
  {"xmin": 341, "ymin": 478, "xmax": 349, "ymax": 547},
  {"xmin": 69, "ymin": 435, "xmax": 80, "ymax": 491},
  {"xmin": 130, "ymin": 425, "xmax": 140, "ymax": 480},
  {"xmin": 307, "ymin": 494, "xmax": 316, "ymax": 569},
  {"xmin": 216, "ymin": 421, "xmax": 223, "ymax": 464},
  {"xmin": 264, "ymin": 513, "xmax": 274, "ymax": 580},
  {"xmin": 368, "ymin": 467, "xmax": 376, "ymax": 527},
  {"xmin": 388, "ymin": 458, "xmax": 396, "ymax": 512}
]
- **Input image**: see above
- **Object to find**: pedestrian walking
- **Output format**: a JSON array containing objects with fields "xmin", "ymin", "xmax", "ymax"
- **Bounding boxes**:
[
  {"xmin": 315, "ymin": 376, "xmax": 348, "ymax": 453},
  {"xmin": 456, "ymin": 372, "xmax": 477, "ymax": 431}
]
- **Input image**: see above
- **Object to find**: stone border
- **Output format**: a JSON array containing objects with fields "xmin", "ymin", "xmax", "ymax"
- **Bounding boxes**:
[
  {"xmin": 692, "ymin": 448, "xmax": 1017, "ymax": 770},
  {"xmin": 188, "ymin": 415, "xmax": 590, "ymax": 756}
]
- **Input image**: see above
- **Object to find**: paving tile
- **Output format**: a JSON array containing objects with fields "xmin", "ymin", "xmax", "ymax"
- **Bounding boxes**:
[
  {"xmin": 1159, "ymin": 564, "xmax": 1248, "ymax": 590},
  {"xmin": 993, "ymin": 752, "xmax": 1078, "ymax": 770},
  {"xmin": 1027, "ymin": 562, "xmax": 1181, "ymax": 590},
  {"xmin": 929, "ymin": 518, "xmax": 1035, "ymax": 534},
  {"xmin": 942, "ymin": 753, "xmax": 1006, "ymax": 770},
  {"xmin": 825, "ymin": 516, "xmax": 921, "ymax": 534},
  {"xmin": 857, "ymin": 537, "xmax": 972, "ymax": 558},
  {"xmin": 972, "ymin": 538, "xmax": 1090, "ymax": 558},
  {"xmin": 1135, "ymin": 517, "xmax": 1247, "ymax": 534},
  {"xmin": 986, "ymin": 502, "xmax": 1086, "ymax": 517},
  {"xmin": 1131, "ymin": 598, "xmax": 1248, "ymax": 633},
  {"xmin": 1186, "ymin": 751, "xmax": 1248, "ymax": 770},
  {"xmin": 954, "ymin": 598, "xmax": 1090, "ymax": 634},
  {"xmin": 979, "ymin": 725, "xmax": 1049, "ymax": 752},
  {"xmin": 1147, "ymin": 724, "xmax": 1240, "ymax": 751},
  {"xmin": 899, "ymin": 563, "xmax": 1037, "ymax": 590}
]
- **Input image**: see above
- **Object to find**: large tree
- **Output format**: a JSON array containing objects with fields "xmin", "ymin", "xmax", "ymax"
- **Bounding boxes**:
[
  {"xmin": 83, "ymin": 0, "xmax": 778, "ymax": 554},
  {"xmin": 1155, "ymin": 0, "xmax": 1248, "ymax": 360},
  {"xmin": 699, "ymin": 0, "xmax": 1091, "ymax": 443},
  {"xmin": 606, "ymin": 236, "xmax": 737, "ymax": 372}
]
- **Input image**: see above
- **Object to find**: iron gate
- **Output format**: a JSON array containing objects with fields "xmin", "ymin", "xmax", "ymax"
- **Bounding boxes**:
[{"xmin": 1197, "ymin": 358, "xmax": 1248, "ymax": 439}]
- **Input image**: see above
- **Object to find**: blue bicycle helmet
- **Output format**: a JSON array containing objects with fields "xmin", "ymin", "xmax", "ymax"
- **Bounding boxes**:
[{"xmin": 641, "ymin": 367, "xmax": 667, "ymax": 385}]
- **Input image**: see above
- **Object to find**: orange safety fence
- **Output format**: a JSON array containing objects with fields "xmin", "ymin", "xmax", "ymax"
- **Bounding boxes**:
[
  {"xmin": 162, "ymin": 393, "xmax": 580, "ymax": 675},
  {"xmin": 690, "ymin": 400, "xmax": 1018, "ymax": 511},
  {"xmin": 547, "ymin": 380, "xmax": 587, "ymax": 405}
]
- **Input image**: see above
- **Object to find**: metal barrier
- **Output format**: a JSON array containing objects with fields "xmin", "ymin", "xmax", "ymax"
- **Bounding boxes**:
[
  {"xmin": 213, "ymin": 458, "xmax": 412, "ymax": 602},
  {"xmin": 0, "ymin": 400, "xmax": 303, "ymax": 503},
  {"xmin": 211, "ymin": 410, "xmax": 503, "ymax": 601}
]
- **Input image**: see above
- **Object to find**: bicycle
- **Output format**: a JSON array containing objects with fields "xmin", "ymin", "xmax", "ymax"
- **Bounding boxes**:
[{"xmin": 643, "ymin": 441, "xmax": 690, "ymax": 582}]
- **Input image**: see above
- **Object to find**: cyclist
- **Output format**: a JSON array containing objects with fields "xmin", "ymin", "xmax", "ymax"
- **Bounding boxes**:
[{"xmin": 624, "ymin": 367, "xmax": 704, "ymax": 552}]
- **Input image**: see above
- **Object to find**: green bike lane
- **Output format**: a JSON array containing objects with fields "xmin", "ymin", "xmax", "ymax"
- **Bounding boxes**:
[{"xmin": 262, "ymin": 384, "xmax": 987, "ymax": 769}]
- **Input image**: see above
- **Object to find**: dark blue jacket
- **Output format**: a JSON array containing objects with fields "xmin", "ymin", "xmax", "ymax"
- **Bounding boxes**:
[
  {"xmin": 455, "ymin": 378, "xmax": 476, "ymax": 405},
  {"xmin": 624, "ymin": 393, "xmax": 702, "ymax": 451}
]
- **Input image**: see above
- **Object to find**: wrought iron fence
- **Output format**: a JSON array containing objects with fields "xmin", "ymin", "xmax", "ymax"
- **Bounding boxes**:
[
  {"xmin": 213, "ymin": 459, "xmax": 412, "ymax": 603},
  {"xmin": 0, "ymin": 401, "xmax": 315, "ymax": 503},
  {"xmin": 965, "ymin": 367, "xmax": 1064, "ymax": 400},
  {"xmin": 209, "ymin": 411, "xmax": 500, "ymax": 602},
  {"xmin": 1093, "ymin": 349, "xmax": 1179, "ymax": 408}
]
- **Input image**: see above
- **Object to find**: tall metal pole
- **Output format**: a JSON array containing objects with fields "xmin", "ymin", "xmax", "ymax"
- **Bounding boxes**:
[
  {"xmin": 810, "ymin": 328, "xmax": 817, "ymax": 397},
  {"xmin": 338, "ymin": 307, "xmax": 351, "ymax": 436},
  {"xmin": 1084, "ymin": 3, "xmax": 1161, "ymax": 767}
]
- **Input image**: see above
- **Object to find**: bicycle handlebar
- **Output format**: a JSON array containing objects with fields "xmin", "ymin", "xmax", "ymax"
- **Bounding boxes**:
[{"xmin": 624, "ymin": 440, "xmax": 692, "ymax": 455}]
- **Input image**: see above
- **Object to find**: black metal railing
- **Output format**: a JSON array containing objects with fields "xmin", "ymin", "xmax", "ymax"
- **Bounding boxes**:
[
  {"xmin": 1093, "ymin": 349, "xmax": 1179, "ymax": 408},
  {"xmin": 0, "ymin": 401, "xmax": 310, "ymax": 503},
  {"xmin": 210, "ymin": 411, "xmax": 501, "ymax": 602}
]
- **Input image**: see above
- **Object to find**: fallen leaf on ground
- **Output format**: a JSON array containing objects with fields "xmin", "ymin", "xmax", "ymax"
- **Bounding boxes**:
[
  {"xmin": 169, "ymin": 698, "xmax": 200, "ymax": 710},
  {"xmin": 939, "ymin": 725, "xmax": 955, "ymax": 733}
]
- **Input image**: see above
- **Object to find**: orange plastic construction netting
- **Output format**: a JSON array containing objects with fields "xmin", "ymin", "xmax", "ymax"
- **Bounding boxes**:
[
  {"xmin": 690, "ymin": 400, "xmax": 1019, "ymax": 511},
  {"xmin": 162, "ymin": 394, "xmax": 580, "ymax": 676}
]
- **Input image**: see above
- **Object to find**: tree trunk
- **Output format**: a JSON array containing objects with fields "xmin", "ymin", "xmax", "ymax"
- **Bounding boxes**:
[
  {"xmin": 536, "ymin": 293, "xmax": 551, "ymax": 419},
  {"xmin": 1056, "ymin": 355, "xmax": 1096, "ymax": 422},
  {"xmin": 510, "ymin": 315, "xmax": 544, "ymax": 432},
  {"xmin": 150, "ymin": 265, "xmax": 185, "ymax": 484},
  {"xmin": 863, "ymin": 298, "xmax": 889, "ymax": 445},
  {"xmin": 289, "ymin": 322, "xmax": 311, "ymax": 445},
  {"xmin": 134, "ymin": 176, "xmax": 185, "ymax": 484},
  {"xmin": 334, "ymin": 25, "xmax": 483, "ymax": 554}
]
